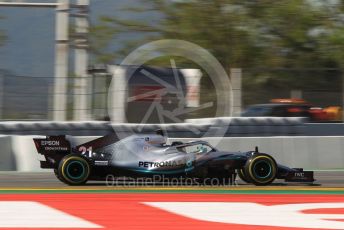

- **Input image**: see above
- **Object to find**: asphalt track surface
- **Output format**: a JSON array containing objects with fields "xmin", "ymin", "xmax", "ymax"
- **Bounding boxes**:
[{"xmin": 0, "ymin": 171, "xmax": 343, "ymax": 189}]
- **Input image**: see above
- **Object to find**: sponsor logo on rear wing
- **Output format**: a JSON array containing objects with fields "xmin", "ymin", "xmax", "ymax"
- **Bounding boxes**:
[{"xmin": 33, "ymin": 136, "xmax": 71, "ymax": 154}]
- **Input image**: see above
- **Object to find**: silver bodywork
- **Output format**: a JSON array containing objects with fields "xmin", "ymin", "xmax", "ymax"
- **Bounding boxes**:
[{"xmin": 93, "ymin": 134, "xmax": 209, "ymax": 173}]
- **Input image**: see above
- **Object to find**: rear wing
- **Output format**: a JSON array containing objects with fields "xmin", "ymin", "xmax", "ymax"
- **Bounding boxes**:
[{"xmin": 33, "ymin": 135, "xmax": 71, "ymax": 155}]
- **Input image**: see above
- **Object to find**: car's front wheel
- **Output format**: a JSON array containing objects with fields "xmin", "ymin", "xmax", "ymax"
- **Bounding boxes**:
[
  {"xmin": 57, "ymin": 154, "xmax": 90, "ymax": 185},
  {"xmin": 244, "ymin": 154, "xmax": 277, "ymax": 186},
  {"xmin": 237, "ymin": 168, "xmax": 251, "ymax": 184}
]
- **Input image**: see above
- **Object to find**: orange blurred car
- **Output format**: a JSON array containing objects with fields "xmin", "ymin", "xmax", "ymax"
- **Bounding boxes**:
[{"xmin": 242, "ymin": 98, "xmax": 342, "ymax": 122}]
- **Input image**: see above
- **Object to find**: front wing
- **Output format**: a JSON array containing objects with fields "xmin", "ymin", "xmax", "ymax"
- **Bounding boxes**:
[
  {"xmin": 277, "ymin": 165, "xmax": 315, "ymax": 183},
  {"xmin": 285, "ymin": 169, "xmax": 314, "ymax": 182}
]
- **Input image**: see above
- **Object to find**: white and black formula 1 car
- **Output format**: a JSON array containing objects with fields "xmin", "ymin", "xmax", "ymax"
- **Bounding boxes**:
[{"xmin": 33, "ymin": 131, "xmax": 314, "ymax": 186}]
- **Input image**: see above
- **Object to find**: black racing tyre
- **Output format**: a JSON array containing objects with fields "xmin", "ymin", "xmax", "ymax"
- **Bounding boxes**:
[
  {"xmin": 54, "ymin": 168, "xmax": 66, "ymax": 183},
  {"xmin": 244, "ymin": 154, "xmax": 277, "ymax": 186},
  {"xmin": 57, "ymin": 154, "xmax": 90, "ymax": 185},
  {"xmin": 237, "ymin": 168, "xmax": 251, "ymax": 184}
]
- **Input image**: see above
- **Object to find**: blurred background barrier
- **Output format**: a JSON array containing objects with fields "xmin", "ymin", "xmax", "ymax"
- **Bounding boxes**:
[
  {"xmin": 0, "ymin": 121, "xmax": 113, "ymax": 136},
  {"xmin": 305, "ymin": 123, "xmax": 344, "ymax": 136},
  {"xmin": 0, "ymin": 117, "xmax": 306, "ymax": 137},
  {"xmin": 0, "ymin": 117, "xmax": 343, "ymax": 136}
]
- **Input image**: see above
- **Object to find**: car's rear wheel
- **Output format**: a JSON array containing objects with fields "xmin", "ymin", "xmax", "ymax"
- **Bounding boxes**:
[
  {"xmin": 244, "ymin": 154, "xmax": 277, "ymax": 186},
  {"xmin": 57, "ymin": 154, "xmax": 90, "ymax": 185},
  {"xmin": 54, "ymin": 168, "xmax": 66, "ymax": 183},
  {"xmin": 237, "ymin": 168, "xmax": 251, "ymax": 184}
]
